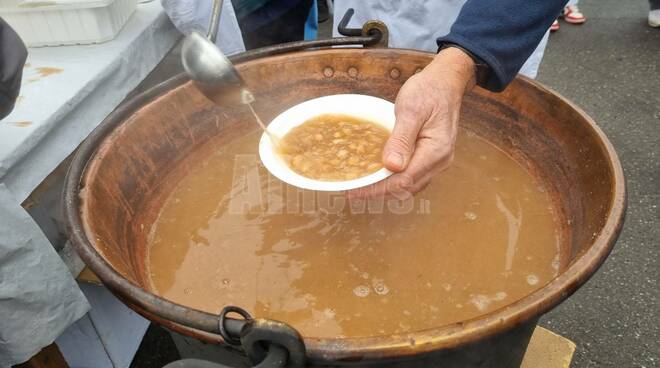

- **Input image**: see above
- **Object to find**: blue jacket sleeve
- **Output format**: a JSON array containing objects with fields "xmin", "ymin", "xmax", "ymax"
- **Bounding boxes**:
[{"xmin": 437, "ymin": 1, "xmax": 567, "ymax": 92}]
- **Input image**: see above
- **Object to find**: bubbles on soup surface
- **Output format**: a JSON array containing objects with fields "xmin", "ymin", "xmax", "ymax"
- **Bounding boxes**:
[{"xmin": 353, "ymin": 285, "xmax": 371, "ymax": 298}]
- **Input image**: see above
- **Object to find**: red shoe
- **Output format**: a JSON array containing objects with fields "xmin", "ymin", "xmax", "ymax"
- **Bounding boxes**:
[
  {"xmin": 564, "ymin": 5, "xmax": 586, "ymax": 24},
  {"xmin": 550, "ymin": 19, "xmax": 560, "ymax": 32}
]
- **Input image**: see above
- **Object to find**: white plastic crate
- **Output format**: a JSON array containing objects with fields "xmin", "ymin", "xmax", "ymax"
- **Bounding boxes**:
[{"xmin": 0, "ymin": 0, "xmax": 137, "ymax": 47}]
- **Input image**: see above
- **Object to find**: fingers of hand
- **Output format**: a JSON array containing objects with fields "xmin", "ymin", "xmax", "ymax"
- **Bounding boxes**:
[
  {"xmin": 401, "ymin": 136, "xmax": 455, "ymax": 187},
  {"xmin": 345, "ymin": 172, "xmax": 415, "ymax": 200},
  {"xmin": 346, "ymin": 137, "xmax": 455, "ymax": 200},
  {"xmin": 359, "ymin": 70, "xmax": 461, "ymax": 200},
  {"xmin": 383, "ymin": 115, "xmax": 419, "ymax": 172},
  {"xmin": 384, "ymin": 81, "xmax": 431, "ymax": 172}
]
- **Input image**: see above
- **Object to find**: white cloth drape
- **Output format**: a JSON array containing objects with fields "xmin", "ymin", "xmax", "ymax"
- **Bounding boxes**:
[
  {"xmin": 162, "ymin": 0, "xmax": 246, "ymax": 55},
  {"xmin": 333, "ymin": 0, "xmax": 549, "ymax": 79}
]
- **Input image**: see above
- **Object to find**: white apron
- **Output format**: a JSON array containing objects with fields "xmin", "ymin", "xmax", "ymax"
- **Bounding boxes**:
[
  {"xmin": 162, "ymin": 0, "xmax": 246, "ymax": 55},
  {"xmin": 333, "ymin": 0, "xmax": 549, "ymax": 78}
]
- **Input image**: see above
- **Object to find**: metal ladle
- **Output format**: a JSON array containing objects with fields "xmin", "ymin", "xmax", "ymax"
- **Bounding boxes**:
[
  {"xmin": 181, "ymin": 0, "xmax": 255, "ymax": 106},
  {"xmin": 181, "ymin": 0, "xmax": 282, "ymax": 145}
]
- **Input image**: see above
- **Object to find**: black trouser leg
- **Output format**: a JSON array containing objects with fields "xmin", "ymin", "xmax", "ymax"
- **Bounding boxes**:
[
  {"xmin": 239, "ymin": 0, "xmax": 314, "ymax": 50},
  {"xmin": 651, "ymin": 0, "xmax": 660, "ymax": 10}
]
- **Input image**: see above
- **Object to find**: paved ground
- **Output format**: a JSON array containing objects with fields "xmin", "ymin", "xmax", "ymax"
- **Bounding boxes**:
[
  {"xmin": 131, "ymin": 1, "xmax": 659, "ymax": 366},
  {"xmin": 537, "ymin": 1, "xmax": 659, "ymax": 367}
]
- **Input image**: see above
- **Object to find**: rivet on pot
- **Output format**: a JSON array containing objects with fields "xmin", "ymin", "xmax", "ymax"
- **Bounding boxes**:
[
  {"xmin": 348, "ymin": 67, "xmax": 359, "ymax": 78},
  {"xmin": 389, "ymin": 68, "xmax": 401, "ymax": 79},
  {"xmin": 323, "ymin": 67, "xmax": 334, "ymax": 78}
]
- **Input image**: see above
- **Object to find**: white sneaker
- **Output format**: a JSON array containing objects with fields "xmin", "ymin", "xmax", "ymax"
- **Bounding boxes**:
[
  {"xmin": 564, "ymin": 5, "xmax": 586, "ymax": 24},
  {"xmin": 650, "ymin": 9, "xmax": 660, "ymax": 28}
]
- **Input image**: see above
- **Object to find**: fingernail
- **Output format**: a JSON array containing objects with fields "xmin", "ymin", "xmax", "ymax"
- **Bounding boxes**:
[{"xmin": 387, "ymin": 152, "xmax": 404, "ymax": 169}]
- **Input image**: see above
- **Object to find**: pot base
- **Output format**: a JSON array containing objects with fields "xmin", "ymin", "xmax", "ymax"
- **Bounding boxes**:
[{"xmin": 164, "ymin": 323, "xmax": 576, "ymax": 368}]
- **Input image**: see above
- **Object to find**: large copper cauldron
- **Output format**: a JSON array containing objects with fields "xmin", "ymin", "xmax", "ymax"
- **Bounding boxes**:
[{"xmin": 64, "ymin": 48, "xmax": 625, "ymax": 367}]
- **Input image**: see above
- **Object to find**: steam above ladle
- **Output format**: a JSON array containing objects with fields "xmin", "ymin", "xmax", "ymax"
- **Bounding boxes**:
[{"xmin": 181, "ymin": 0, "xmax": 279, "ymax": 145}]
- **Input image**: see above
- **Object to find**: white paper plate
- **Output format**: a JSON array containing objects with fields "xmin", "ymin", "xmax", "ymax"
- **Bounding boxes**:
[{"xmin": 259, "ymin": 94, "xmax": 395, "ymax": 191}]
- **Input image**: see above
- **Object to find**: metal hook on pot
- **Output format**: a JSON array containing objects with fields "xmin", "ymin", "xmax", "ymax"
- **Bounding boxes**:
[
  {"xmin": 207, "ymin": 8, "xmax": 390, "ymax": 65},
  {"xmin": 337, "ymin": 8, "xmax": 389, "ymax": 48},
  {"xmin": 163, "ymin": 306, "xmax": 306, "ymax": 368},
  {"xmin": 241, "ymin": 318, "xmax": 306, "ymax": 368}
]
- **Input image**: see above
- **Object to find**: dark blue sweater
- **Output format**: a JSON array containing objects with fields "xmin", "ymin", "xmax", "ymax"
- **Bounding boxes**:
[{"xmin": 437, "ymin": 0, "xmax": 568, "ymax": 91}]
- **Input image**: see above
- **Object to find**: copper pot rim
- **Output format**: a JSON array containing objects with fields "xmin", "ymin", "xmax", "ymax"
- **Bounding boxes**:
[{"xmin": 64, "ymin": 48, "xmax": 626, "ymax": 362}]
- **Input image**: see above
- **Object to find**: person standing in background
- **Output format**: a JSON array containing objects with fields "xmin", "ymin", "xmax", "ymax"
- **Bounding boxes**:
[
  {"xmin": 551, "ymin": 0, "xmax": 586, "ymax": 32},
  {"xmin": 231, "ymin": 0, "xmax": 313, "ymax": 49},
  {"xmin": 650, "ymin": 0, "xmax": 660, "ymax": 27},
  {"xmin": 551, "ymin": 1, "xmax": 659, "ymax": 30},
  {"xmin": 563, "ymin": 0, "xmax": 587, "ymax": 24},
  {"xmin": 162, "ymin": 0, "xmax": 314, "ymax": 52}
]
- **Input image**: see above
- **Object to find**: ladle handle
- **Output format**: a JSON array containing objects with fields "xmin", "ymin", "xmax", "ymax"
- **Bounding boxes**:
[{"xmin": 207, "ymin": 0, "xmax": 223, "ymax": 43}]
